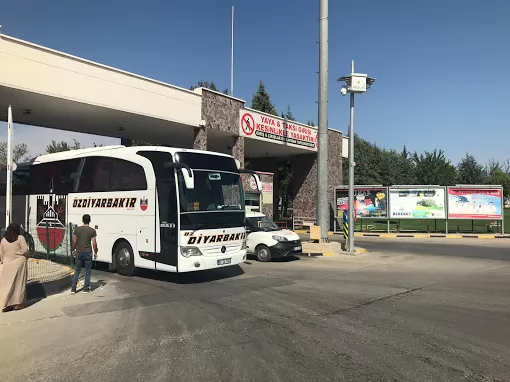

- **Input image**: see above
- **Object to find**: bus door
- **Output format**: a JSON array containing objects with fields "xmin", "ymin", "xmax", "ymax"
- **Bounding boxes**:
[{"xmin": 138, "ymin": 152, "xmax": 178, "ymax": 266}]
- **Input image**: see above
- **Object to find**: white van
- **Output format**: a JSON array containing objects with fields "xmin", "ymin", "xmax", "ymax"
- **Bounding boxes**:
[{"xmin": 245, "ymin": 211, "xmax": 302, "ymax": 262}]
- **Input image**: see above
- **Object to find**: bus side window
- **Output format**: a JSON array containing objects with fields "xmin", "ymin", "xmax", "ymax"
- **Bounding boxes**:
[
  {"xmin": 110, "ymin": 158, "xmax": 147, "ymax": 191},
  {"xmin": 77, "ymin": 157, "xmax": 111, "ymax": 193}
]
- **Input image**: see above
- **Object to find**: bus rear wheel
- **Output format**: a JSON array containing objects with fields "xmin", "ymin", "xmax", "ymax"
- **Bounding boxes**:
[{"xmin": 115, "ymin": 242, "xmax": 136, "ymax": 276}]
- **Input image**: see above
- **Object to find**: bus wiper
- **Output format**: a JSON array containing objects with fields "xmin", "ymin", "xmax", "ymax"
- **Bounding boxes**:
[{"xmin": 217, "ymin": 204, "xmax": 240, "ymax": 210}]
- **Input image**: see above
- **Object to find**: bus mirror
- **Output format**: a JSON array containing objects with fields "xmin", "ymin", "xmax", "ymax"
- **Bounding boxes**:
[
  {"xmin": 252, "ymin": 174, "xmax": 262, "ymax": 192},
  {"xmin": 163, "ymin": 162, "xmax": 194, "ymax": 189},
  {"xmin": 239, "ymin": 169, "xmax": 262, "ymax": 192},
  {"xmin": 181, "ymin": 168, "xmax": 195, "ymax": 189}
]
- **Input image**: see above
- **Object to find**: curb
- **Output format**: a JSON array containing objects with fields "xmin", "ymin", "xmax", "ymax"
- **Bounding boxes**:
[
  {"xmin": 26, "ymin": 259, "xmax": 73, "ymax": 301},
  {"xmin": 297, "ymin": 247, "xmax": 367, "ymax": 257},
  {"xmin": 294, "ymin": 229, "xmax": 334, "ymax": 236},
  {"xmin": 294, "ymin": 230, "xmax": 509, "ymax": 239},
  {"xmin": 352, "ymin": 233, "xmax": 509, "ymax": 239},
  {"xmin": 27, "ymin": 274, "xmax": 72, "ymax": 301}
]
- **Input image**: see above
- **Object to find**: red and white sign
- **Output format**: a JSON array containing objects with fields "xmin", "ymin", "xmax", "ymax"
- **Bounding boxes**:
[
  {"xmin": 447, "ymin": 187, "xmax": 503, "ymax": 219},
  {"xmin": 262, "ymin": 182, "xmax": 273, "ymax": 194},
  {"xmin": 239, "ymin": 109, "xmax": 318, "ymax": 151},
  {"xmin": 241, "ymin": 113, "xmax": 255, "ymax": 136}
]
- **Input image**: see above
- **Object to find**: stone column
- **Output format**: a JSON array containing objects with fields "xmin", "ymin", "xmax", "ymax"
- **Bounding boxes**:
[
  {"xmin": 231, "ymin": 136, "xmax": 244, "ymax": 168},
  {"xmin": 291, "ymin": 129, "xmax": 343, "ymax": 231},
  {"xmin": 193, "ymin": 127, "xmax": 207, "ymax": 150},
  {"xmin": 291, "ymin": 154, "xmax": 318, "ymax": 221},
  {"xmin": 327, "ymin": 129, "xmax": 343, "ymax": 229}
]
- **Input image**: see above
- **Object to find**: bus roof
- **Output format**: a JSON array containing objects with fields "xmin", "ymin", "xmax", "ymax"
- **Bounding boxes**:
[{"xmin": 32, "ymin": 145, "xmax": 237, "ymax": 164}]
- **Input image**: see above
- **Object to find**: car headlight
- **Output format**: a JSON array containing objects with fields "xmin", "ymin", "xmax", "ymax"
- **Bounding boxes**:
[
  {"xmin": 180, "ymin": 247, "xmax": 203, "ymax": 257},
  {"xmin": 272, "ymin": 235, "xmax": 288, "ymax": 242},
  {"xmin": 241, "ymin": 239, "xmax": 247, "ymax": 249}
]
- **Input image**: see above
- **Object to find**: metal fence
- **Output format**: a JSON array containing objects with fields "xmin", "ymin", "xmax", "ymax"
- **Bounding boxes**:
[{"xmin": 24, "ymin": 220, "xmax": 74, "ymax": 283}]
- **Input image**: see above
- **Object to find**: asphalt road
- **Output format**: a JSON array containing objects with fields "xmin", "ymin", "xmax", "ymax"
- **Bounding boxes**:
[{"xmin": 1, "ymin": 241, "xmax": 509, "ymax": 381}]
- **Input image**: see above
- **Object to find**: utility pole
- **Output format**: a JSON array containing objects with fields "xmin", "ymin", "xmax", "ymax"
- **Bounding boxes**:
[
  {"xmin": 5, "ymin": 105, "xmax": 13, "ymax": 228},
  {"xmin": 231, "ymin": 6, "xmax": 235, "ymax": 96},
  {"xmin": 338, "ymin": 62, "xmax": 375, "ymax": 252},
  {"xmin": 317, "ymin": 0, "xmax": 329, "ymax": 241}
]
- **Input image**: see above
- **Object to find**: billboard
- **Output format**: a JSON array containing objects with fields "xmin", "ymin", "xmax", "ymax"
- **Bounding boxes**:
[
  {"xmin": 239, "ymin": 109, "xmax": 318, "ymax": 151},
  {"xmin": 447, "ymin": 187, "xmax": 503, "ymax": 219},
  {"xmin": 336, "ymin": 187, "xmax": 388, "ymax": 218},
  {"xmin": 389, "ymin": 187, "xmax": 446, "ymax": 219}
]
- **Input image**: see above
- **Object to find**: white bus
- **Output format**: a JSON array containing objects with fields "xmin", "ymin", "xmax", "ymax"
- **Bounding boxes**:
[{"xmin": 21, "ymin": 145, "xmax": 260, "ymax": 275}]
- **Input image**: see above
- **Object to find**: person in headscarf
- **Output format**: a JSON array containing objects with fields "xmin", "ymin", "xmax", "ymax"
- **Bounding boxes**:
[{"xmin": 0, "ymin": 223, "xmax": 30, "ymax": 312}]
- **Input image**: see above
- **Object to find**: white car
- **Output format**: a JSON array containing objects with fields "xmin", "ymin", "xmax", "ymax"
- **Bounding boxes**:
[{"xmin": 245, "ymin": 212, "xmax": 302, "ymax": 262}]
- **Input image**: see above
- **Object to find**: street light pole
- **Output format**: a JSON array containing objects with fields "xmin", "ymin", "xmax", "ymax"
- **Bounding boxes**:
[
  {"xmin": 338, "ymin": 61, "xmax": 375, "ymax": 253},
  {"xmin": 348, "ymin": 64, "xmax": 355, "ymax": 252}
]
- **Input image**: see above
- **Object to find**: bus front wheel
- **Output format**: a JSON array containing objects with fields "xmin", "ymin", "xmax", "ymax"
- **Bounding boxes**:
[{"xmin": 115, "ymin": 242, "xmax": 136, "ymax": 276}]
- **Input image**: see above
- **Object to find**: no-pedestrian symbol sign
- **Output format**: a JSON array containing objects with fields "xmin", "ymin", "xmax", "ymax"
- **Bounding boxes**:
[{"xmin": 241, "ymin": 113, "xmax": 255, "ymax": 136}]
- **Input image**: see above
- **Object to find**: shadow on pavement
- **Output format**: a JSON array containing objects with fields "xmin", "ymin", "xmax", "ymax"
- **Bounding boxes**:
[{"xmin": 93, "ymin": 261, "xmax": 245, "ymax": 284}]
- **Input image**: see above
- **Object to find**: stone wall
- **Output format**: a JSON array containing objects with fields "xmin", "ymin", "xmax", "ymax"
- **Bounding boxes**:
[
  {"xmin": 201, "ymin": 89, "xmax": 243, "ymax": 135},
  {"xmin": 292, "ymin": 129, "xmax": 343, "ymax": 230}
]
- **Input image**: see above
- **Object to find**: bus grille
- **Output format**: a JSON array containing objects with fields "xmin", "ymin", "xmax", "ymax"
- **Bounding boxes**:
[{"xmin": 201, "ymin": 243, "xmax": 241, "ymax": 257}]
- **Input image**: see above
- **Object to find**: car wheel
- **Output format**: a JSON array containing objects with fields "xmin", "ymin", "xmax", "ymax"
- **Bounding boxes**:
[
  {"xmin": 255, "ymin": 245, "xmax": 272, "ymax": 262},
  {"xmin": 115, "ymin": 241, "xmax": 136, "ymax": 276}
]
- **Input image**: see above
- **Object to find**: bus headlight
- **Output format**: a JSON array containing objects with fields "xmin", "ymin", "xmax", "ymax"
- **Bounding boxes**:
[
  {"xmin": 241, "ymin": 239, "xmax": 247, "ymax": 249},
  {"xmin": 272, "ymin": 235, "xmax": 288, "ymax": 242},
  {"xmin": 180, "ymin": 247, "xmax": 203, "ymax": 258}
]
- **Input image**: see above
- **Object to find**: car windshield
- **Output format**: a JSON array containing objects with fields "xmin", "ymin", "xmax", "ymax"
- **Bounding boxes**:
[{"xmin": 247, "ymin": 216, "xmax": 280, "ymax": 232}]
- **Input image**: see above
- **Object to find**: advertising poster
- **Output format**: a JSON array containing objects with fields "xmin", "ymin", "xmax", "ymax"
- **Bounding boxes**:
[
  {"xmin": 389, "ymin": 187, "xmax": 446, "ymax": 219},
  {"xmin": 336, "ymin": 187, "xmax": 388, "ymax": 218},
  {"xmin": 447, "ymin": 187, "xmax": 503, "ymax": 219}
]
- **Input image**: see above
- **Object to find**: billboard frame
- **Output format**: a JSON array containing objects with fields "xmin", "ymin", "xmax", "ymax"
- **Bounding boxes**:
[
  {"xmin": 446, "ymin": 185, "xmax": 504, "ymax": 221},
  {"xmin": 388, "ymin": 185, "xmax": 447, "ymax": 220},
  {"xmin": 335, "ymin": 185, "xmax": 389, "ymax": 220}
]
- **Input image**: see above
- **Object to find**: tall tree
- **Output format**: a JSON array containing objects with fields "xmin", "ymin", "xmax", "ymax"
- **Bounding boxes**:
[
  {"xmin": 46, "ymin": 139, "xmax": 81, "ymax": 154},
  {"xmin": 281, "ymin": 106, "xmax": 295, "ymax": 121},
  {"xmin": 343, "ymin": 134, "xmax": 383, "ymax": 185},
  {"xmin": 190, "ymin": 80, "xmax": 218, "ymax": 91},
  {"xmin": 412, "ymin": 149, "xmax": 458, "ymax": 185},
  {"xmin": 251, "ymin": 81, "xmax": 278, "ymax": 116},
  {"xmin": 0, "ymin": 142, "xmax": 30, "ymax": 165},
  {"xmin": 488, "ymin": 169, "xmax": 510, "ymax": 198},
  {"xmin": 485, "ymin": 158, "xmax": 503, "ymax": 178},
  {"xmin": 457, "ymin": 153, "xmax": 486, "ymax": 184},
  {"xmin": 307, "ymin": 120, "xmax": 315, "ymax": 127},
  {"xmin": 276, "ymin": 161, "xmax": 293, "ymax": 218}
]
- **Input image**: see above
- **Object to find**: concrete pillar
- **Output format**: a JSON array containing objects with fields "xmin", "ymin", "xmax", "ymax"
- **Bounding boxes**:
[{"xmin": 193, "ymin": 127, "xmax": 207, "ymax": 150}]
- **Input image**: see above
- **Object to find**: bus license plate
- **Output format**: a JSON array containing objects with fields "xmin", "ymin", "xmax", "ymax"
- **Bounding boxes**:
[
  {"xmin": 294, "ymin": 246, "xmax": 302, "ymax": 251},
  {"xmin": 217, "ymin": 258, "xmax": 231, "ymax": 265}
]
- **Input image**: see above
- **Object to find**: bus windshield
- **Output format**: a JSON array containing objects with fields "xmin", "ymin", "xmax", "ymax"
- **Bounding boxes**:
[{"xmin": 178, "ymin": 170, "xmax": 244, "ymax": 213}]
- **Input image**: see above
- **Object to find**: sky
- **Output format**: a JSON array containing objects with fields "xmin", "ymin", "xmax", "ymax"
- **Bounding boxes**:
[{"xmin": 1, "ymin": 0, "xmax": 509, "ymax": 164}]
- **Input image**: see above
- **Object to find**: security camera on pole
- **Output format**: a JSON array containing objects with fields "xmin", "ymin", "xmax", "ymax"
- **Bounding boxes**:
[{"xmin": 338, "ymin": 61, "xmax": 375, "ymax": 252}]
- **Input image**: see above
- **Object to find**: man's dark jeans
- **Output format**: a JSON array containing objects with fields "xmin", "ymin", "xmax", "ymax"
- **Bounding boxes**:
[{"xmin": 71, "ymin": 252, "xmax": 93, "ymax": 291}]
